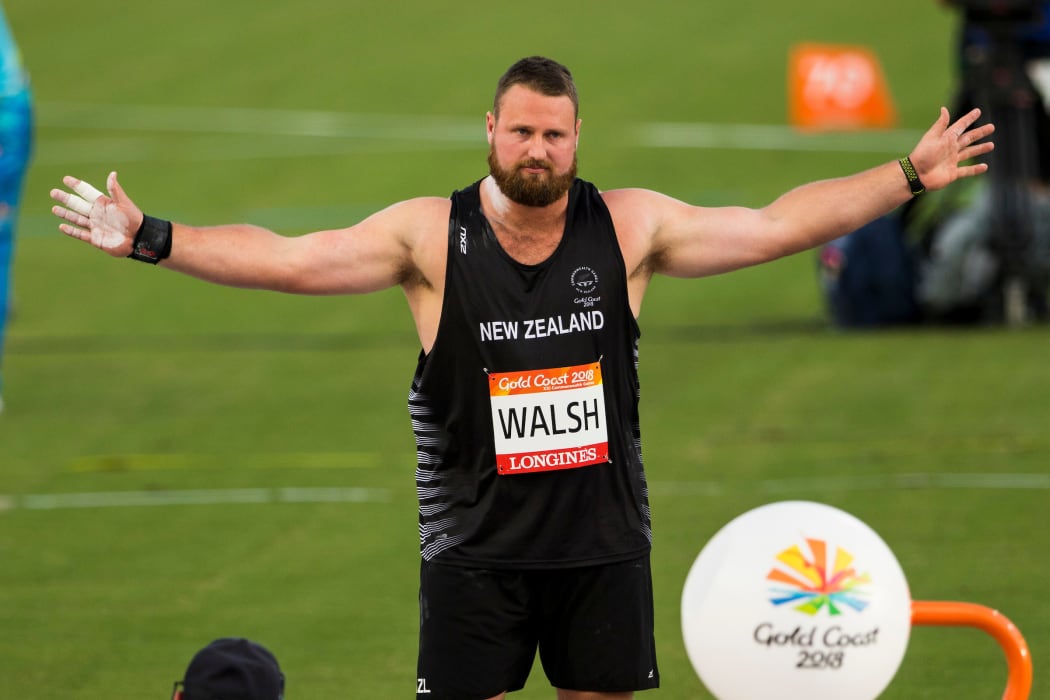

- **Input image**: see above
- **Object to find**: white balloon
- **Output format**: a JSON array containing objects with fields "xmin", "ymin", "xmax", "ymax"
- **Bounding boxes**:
[{"xmin": 681, "ymin": 501, "xmax": 911, "ymax": 700}]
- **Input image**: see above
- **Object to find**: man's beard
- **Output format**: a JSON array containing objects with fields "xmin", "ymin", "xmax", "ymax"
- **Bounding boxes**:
[{"xmin": 488, "ymin": 147, "xmax": 577, "ymax": 207}]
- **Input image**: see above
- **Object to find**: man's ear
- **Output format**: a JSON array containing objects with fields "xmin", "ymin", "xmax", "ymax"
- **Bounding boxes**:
[
  {"xmin": 173, "ymin": 689, "xmax": 184, "ymax": 700},
  {"xmin": 486, "ymin": 111, "xmax": 496, "ymax": 144}
]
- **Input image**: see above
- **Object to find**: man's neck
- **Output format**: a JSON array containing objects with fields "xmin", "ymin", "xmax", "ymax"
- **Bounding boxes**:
[
  {"xmin": 482, "ymin": 176, "xmax": 568, "ymax": 229},
  {"xmin": 480, "ymin": 176, "xmax": 569, "ymax": 264}
]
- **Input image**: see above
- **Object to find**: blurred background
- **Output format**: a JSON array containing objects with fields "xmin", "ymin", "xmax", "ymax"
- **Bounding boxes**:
[{"xmin": 1, "ymin": 1, "xmax": 1047, "ymax": 698}]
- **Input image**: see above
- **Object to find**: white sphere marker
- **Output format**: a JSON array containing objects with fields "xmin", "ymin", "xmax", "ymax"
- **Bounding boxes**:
[{"xmin": 681, "ymin": 501, "xmax": 911, "ymax": 700}]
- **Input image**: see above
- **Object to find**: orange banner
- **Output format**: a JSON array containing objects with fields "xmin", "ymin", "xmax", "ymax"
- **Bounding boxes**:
[{"xmin": 788, "ymin": 43, "xmax": 897, "ymax": 130}]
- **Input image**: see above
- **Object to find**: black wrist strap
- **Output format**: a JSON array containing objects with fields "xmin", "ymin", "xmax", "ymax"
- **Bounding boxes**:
[
  {"xmin": 898, "ymin": 156, "xmax": 926, "ymax": 196},
  {"xmin": 128, "ymin": 215, "xmax": 173, "ymax": 264}
]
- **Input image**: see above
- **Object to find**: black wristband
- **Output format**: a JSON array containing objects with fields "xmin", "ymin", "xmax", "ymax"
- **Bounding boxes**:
[
  {"xmin": 898, "ymin": 156, "xmax": 926, "ymax": 196},
  {"xmin": 128, "ymin": 215, "xmax": 173, "ymax": 264}
]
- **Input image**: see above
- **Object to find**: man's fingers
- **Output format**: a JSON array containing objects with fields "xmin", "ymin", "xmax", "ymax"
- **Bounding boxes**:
[
  {"xmin": 952, "ymin": 108, "xmax": 986, "ymax": 137},
  {"xmin": 106, "ymin": 171, "xmax": 124, "ymax": 202},
  {"xmin": 961, "ymin": 141, "xmax": 994, "ymax": 162},
  {"xmin": 938, "ymin": 106, "xmax": 951, "ymax": 128},
  {"xmin": 958, "ymin": 162, "xmax": 990, "ymax": 179},
  {"xmin": 51, "ymin": 204, "xmax": 90, "ymax": 228},
  {"xmin": 61, "ymin": 193, "xmax": 93, "ymax": 217},
  {"xmin": 972, "ymin": 122, "xmax": 995, "ymax": 140},
  {"xmin": 58, "ymin": 222, "xmax": 89, "ymax": 240},
  {"xmin": 49, "ymin": 186, "xmax": 71, "ymax": 205},
  {"xmin": 70, "ymin": 177, "xmax": 105, "ymax": 204},
  {"xmin": 51, "ymin": 176, "xmax": 106, "ymax": 216},
  {"xmin": 49, "ymin": 187, "xmax": 85, "ymax": 213}
]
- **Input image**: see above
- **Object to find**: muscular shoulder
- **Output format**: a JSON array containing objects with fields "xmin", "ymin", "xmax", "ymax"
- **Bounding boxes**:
[
  {"xmin": 378, "ymin": 196, "xmax": 451, "ymax": 238},
  {"xmin": 380, "ymin": 197, "xmax": 451, "ymax": 349},
  {"xmin": 601, "ymin": 185, "xmax": 771, "ymax": 280},
  {"xmin": 600, "ymin": 188, "xmax": 680, "ymax": 277},
  {"xmin": 376, "ymin": 196, "xmax": 451, "ymax": 287},
  {"xmin": 601, "ymin": 187, "xmax": 671, "ymax": 227}
]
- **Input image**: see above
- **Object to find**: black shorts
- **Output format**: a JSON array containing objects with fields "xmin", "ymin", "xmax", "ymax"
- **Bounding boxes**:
[{"xmin": 415, "ymin": 554, "xmax": 659, "ymax": 699}]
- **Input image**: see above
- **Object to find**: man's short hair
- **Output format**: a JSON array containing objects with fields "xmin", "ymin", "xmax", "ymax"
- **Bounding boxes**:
[{"xmin": 494, "ymin": 56, "xmax": 579, "ymax": 118}]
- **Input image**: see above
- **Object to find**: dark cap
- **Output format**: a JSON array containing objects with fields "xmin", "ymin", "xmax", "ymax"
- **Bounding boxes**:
[{"xmin": 182, "ymin": 638, "xmax": 285, "ymax": 700}]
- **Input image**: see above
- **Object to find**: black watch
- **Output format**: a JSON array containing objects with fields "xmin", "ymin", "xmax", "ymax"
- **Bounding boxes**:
[{"xmin": 898, "ymin": 157, "xmax": 926, "ymax": 196}]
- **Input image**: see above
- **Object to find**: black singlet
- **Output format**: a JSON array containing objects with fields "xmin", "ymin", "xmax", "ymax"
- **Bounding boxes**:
[{"xmin": 409, "ymin": 178, "xmax": 652, "ymax": 568}]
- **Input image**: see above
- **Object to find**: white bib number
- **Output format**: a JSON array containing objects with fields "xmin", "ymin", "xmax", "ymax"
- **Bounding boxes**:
[{"xmin": 488, "ymin": 361, "xmax": 609, "ymax": 475}]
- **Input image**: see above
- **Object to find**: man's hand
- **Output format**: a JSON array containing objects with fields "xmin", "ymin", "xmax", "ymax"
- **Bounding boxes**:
[
  {"xmin": 50, "ymin": 171, "xmax": 144, "ymax": 257},
  {"xmin": 909, "ymin": 107, "xmax": 995, "ymax": 192}
]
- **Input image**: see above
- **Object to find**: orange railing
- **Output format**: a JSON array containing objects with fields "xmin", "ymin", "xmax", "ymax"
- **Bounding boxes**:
[{"xmin": 911, "ymin": 600, "xmax": 1033, "ymax": 700}]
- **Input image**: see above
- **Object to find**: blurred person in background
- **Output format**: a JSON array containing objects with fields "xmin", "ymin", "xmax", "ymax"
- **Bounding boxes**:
[
  {"xmin": 945, "ymin": 0, "xmax": 1049, "ymax": 182},
  {"xmin": 941, "ymin": 0, "xmax": 1050, "ymax": 320},
  {"xmin": 949, "ymin": 0, "xmax": 1050, "ymax": 95},
  {"xmin": 817, "ymin": 2, "xmax": 1049, "ymax": 327},
  {"xmin": 172, "ymin": 637, "xmax": 285, "ymax": 700},
  {"xmin": 0, "ymin": 1, "xmax": 33, "ymax": 414}
]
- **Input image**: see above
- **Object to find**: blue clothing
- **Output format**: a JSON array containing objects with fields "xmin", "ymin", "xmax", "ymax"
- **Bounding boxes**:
[
  {"xmin": 0, "ymin": 4, "xmax": 29, "ymax": 96},
  {"xmin": 954, "ymin": 1, "xmax": 1050, "ymax": 181},
  {"xmin": 0, "ymin": 3, "xmax": 33, "ymax": 396},
  {"xmin": 960, "ymin": 1, "xmax": 1050, "ymax": 59}
]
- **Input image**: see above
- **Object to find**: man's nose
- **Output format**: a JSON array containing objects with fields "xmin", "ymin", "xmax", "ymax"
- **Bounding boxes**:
[{"xmin": 526, "ymin": 134, "xmax": 547, "ymax": 160}]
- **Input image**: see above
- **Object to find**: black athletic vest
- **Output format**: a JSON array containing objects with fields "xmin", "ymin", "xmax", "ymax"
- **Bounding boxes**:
[{"xmin": 409, "ymin": 178, "xmax": 651, "ymax": 568}]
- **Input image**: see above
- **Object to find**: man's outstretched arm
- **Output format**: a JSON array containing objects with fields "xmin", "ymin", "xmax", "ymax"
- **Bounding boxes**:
[
  {"xmin": 50, "ymin": 171, "xmax": 449, "ymax": 296},
  {"xmin": 610, "ymin": 107, "xmax": 995, "ymax": 282}
]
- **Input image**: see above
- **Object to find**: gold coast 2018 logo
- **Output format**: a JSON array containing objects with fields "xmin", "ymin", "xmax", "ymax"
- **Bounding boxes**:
[
  {"xmin": 754, "ymin": 538, "xmax": 881, "ymax": 671},
  {"xmin": 767, "ymin": 537, "xmax": 871, "ymax": 616}
]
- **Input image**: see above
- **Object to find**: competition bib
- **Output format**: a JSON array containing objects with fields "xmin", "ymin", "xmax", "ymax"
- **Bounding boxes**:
[{"xmin": 488, "ymin": 361, "xmax": 609, "ymax": 475}]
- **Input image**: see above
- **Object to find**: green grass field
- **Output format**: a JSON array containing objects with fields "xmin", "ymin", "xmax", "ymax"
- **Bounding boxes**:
[{"xmin": 1, "ymin": 1, "xmax": 1046, "ymax": 697}]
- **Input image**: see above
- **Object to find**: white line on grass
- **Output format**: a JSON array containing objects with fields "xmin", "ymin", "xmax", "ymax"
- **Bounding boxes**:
[
  {"xmin": 760, "ymin": 472, "xmax": 1050, "ymax": 493},
  {"xmin": 648, "ymin": 472, "xmax": 1050, "ymax": 497},
  {"xmin": 67, "ymin": 451, "xmax": 381, "ymax": 472},
  {"xmin": 38, "ymin": 102, "xmax": 481, "ymax": 141},
  {"xmin": 37, "ymin": 102, "xmax": 923, "ymax": 159},
  {"xmin": 636, "ymin": 122, "xmax": 924, "ymax": 153},
  {"xmin": 6, "ymin": 474, "xmax": 1043, "ymax": 513},
  {"xmin": 0, "ymin": 487, "xmax": 390, "ymax": 512},
  {"xmin": 33, "ymin": 135, "xmax": 478, "ymax": 166}
]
